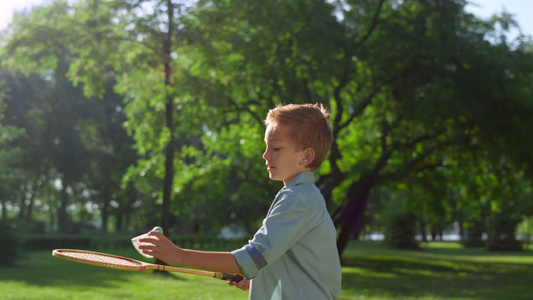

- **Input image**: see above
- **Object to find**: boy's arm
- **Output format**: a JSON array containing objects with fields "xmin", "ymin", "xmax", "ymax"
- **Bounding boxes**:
[
  {"xmin": 139, "ymin": 230, "xmax": 243, "ymax": 275},
  {"xmin": 178, "ymin": 249, "xmax": 242, "ymax": 274}
]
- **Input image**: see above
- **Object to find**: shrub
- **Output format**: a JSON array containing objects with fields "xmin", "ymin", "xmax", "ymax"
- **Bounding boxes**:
[
  {"xmin": 486, "ymin": 204, "xmax": 523, "ymax": 251},
  {"xmin": 20, "ymin": 233, "xmax": 251, "ymax": 252},
  {"xmin": 23, "ymin": 234, "xmax": 93, "ymax": 251},
  {"xmin": 383, "ymin": 211, "xmax": 419, "ymax": 249},
  {"xmin": 0, "ymin": 222, "xmax": 23, "ymax": 267},
  {"xmin": 461, "ymin": 220, "xmax": 486, "ymax": 248}
]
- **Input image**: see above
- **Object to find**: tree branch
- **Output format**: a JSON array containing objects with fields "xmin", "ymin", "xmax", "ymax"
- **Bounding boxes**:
[{"xmin": 353, "ymin": 0, "xmax": 387, "ymax": 48}]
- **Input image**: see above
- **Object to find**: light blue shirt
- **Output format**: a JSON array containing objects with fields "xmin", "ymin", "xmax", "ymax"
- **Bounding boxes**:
[{"xmin": 232, "ymin": 172, "xmax": 342, "ymax": 300}]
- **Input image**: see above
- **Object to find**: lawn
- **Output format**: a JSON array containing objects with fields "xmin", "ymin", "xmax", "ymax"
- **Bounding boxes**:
[
  {"xmin": 339, "ymin": 241, "xmax": 533, "ymax": 300},
  {"xmin": 1, "ymin": 241, "xmax": 532, "ymax": 299}
]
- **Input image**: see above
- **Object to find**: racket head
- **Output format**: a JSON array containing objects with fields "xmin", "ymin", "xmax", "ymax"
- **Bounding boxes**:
[{"xmin": 52, "ymin": 249, "xmax": 151, "ymax": 271}]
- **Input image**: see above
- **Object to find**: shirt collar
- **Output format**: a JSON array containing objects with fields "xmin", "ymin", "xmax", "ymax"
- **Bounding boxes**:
[{"xmin": 285, "ymin": 172, "xmax": 315, "ymax": 188}]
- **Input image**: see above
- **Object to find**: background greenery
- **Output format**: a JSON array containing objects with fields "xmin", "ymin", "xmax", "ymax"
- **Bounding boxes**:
[{"xmin": 1, "ymin": 0, "xmax": 533, "ymax": 266}]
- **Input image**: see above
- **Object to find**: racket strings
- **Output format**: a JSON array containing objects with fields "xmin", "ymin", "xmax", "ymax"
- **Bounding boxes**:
[{"xmin": 61, "ymin": 251, "xmax": 142, "ymax": 268}]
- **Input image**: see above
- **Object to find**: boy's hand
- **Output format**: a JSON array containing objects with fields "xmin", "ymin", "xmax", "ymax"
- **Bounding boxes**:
[
  {"xmin": 228, "ymin": 278, "xmax": 250, "ymax": 291},
  {"xmin": 138, "ymin": 230, "xmax": 183, "ymax": 265}
]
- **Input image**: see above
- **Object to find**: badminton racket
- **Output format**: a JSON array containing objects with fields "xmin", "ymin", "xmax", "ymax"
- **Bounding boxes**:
[{"xmin": 52, "ymin": 249, "xmax": 243, "ymax": 282}]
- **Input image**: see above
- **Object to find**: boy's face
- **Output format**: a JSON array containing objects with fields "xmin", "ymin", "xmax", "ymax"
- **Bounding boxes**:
[{"xmin": 263, "ymin": 123, "xmax": 312, "ymax": 186}]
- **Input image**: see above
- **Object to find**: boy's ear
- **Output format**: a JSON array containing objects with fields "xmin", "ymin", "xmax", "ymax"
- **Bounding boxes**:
[{"xmin": 300, "ymin": 148, "xmax": 315, "ymax": 166}]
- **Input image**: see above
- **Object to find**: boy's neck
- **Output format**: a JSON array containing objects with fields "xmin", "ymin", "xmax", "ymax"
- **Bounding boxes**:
[{"xmin": 283, "ymin": 171, "xmax": 313, "ymax": 186}]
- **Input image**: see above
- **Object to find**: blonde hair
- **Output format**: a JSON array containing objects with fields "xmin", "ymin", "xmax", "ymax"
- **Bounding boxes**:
[{"xmin": 264, "ymin": 103, "xmax": 333, "ymax": 171}]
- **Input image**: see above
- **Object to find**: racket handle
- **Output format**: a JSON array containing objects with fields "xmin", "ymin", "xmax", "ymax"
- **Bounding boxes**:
[{"xmin": 220, "ymin": 273, "xmax": 244, "ymax": 282}]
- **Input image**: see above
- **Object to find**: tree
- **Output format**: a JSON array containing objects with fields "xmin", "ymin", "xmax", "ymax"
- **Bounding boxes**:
[
  {"xmin": 1, "ymin": 1, "xmax": 137, "ymax": 232},
  {"xmin": 176, "ymin": 0, "xmax": 533, "ymax": 254},
  {"xmin": 64, "ymin": 0, "xmax": 195, "ymax": 235},
  {"xmin": 0, "ymin": 73, "xmax": 25, "ymax": 222},
  {"xmin": 0, "ymin": 66, "xmax": 42, "ymax": 224}
]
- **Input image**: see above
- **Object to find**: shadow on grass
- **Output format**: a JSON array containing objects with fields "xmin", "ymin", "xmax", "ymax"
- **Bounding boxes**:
[{"xmin": 340, "ymin": 242, "xmax": 533, "ymax": 300}]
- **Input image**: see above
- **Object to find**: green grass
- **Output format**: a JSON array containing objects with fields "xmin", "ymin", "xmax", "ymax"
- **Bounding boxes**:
[
  {"xmin": 1, "ymin": 248, "xmax": 248, "ymax": 300},
  {"xmin": 1, "ymin": 241, "xmax": 532, "ymax": 299},
  {"xmin": 339, "ymin": 241, "xmax": 533, "ymax": 300}
]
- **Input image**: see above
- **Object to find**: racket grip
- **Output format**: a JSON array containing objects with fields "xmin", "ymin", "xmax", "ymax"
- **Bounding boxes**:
[{"xmin": 221, "ymin": 273, "xmax": 244, "ymax": 282}]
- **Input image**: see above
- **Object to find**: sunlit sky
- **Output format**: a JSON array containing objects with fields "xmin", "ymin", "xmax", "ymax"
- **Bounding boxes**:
[{"xmin": 1, "ymin": 0, "xmax": 533, "ymax": 36}]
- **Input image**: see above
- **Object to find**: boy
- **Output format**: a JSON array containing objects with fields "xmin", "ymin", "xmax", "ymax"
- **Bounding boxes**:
[{"xmin": 140, "ymin": 103, "xmax": 342, "ymax": 299}]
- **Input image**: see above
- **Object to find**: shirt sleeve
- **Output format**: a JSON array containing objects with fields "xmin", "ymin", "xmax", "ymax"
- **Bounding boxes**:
[{"xmin": 232, "ymin": 191, "xmax": 309, "ymax": 279}]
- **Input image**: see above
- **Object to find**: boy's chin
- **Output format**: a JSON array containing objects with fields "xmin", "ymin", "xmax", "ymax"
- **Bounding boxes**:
[{"xmin": 267, "ymin": 172, "xmax": 281, "ymax": 181}]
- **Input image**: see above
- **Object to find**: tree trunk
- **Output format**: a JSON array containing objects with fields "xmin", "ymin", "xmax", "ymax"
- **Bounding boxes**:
[
  {"xmin": 115, "ymin": 210, "xmax": 123, "ymax": 231},
  {"xmin": 18, "ymin": 186, "xmax": 26, "ymax": 220},
  {"xmin": 420, "ymin": 220, "xmax": 427, "ymax": 242},
  {"xmin": 335, "ymin": 195, "xmax": 369, "ymax": 255},
  {"xmin": 159, "ymin": 0, "xmax": 175, "ymax": 236},
  {"xmin": 334, "ymin": 140, "xmax": 396, "ymax": 256},
  {"xmin": 457, "ymin": 208, "xmax": 464, "ymax": 240},
  {"xmin": 334, "ymin": 175, "xmax": 374, "ymax": 255},
  {"xmin": 58, "ymin": 184, "xmax": 69, "ymax": 232},
  {"xmin": 47, "ymin": 182, "xmax": 55, "ymax": 232},
  {"xmin": 25, "ymin": 179, "xmax": 40, "ymax": 223},
  {"xmin": 0, "ymin": 194, "xmax": 6, "ymax": 222},
  {"xmin": 101, "ymin": 184, "xmax": 110, "ymax": 233}
]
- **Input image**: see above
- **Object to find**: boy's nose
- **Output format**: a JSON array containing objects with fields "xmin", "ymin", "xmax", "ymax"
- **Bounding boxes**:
[{"xmin": 262, "ymin": 149, "xmax": 269, "ymax": 160}]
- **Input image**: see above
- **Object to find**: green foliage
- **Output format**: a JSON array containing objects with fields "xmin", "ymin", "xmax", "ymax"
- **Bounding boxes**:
[
  {"xmin": 2, "ymin": 0, "xmax": 533, "ymax": 258},
  {"xmin": 517, "ymin": 216, "xmax": 533, "ymax": 238}
]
